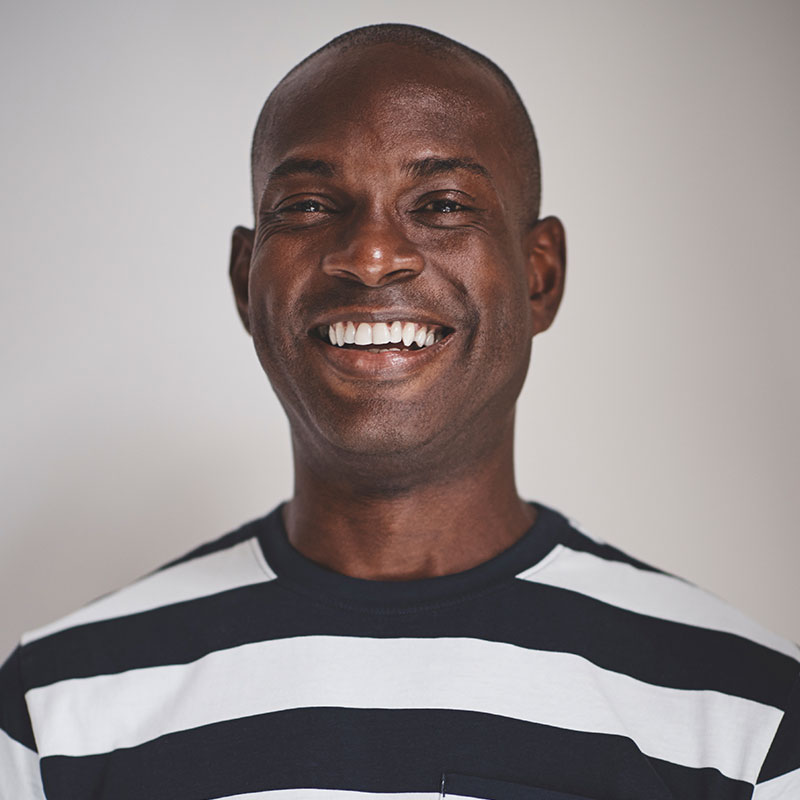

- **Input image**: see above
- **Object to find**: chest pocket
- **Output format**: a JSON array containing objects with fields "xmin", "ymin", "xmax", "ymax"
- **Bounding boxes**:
[{"xmin": 441, "ymin": 773, "xmax": 599, "ymax": 800}]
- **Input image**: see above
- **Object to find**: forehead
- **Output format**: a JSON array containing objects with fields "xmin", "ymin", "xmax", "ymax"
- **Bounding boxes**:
[{"xmin": 253, "ymin": 44, "xmax": 521, "ymax": 197}]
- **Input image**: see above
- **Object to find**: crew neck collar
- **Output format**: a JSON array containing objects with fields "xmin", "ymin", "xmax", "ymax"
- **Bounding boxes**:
[{"xmin": 255, "ymin": 503, "xmax": 568, "ymax": 611}]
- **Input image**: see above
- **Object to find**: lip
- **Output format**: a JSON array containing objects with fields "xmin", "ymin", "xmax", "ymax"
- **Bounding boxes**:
[{"xmin": 310, "ymin": 328, "xmax": 456, "ymax": 379}]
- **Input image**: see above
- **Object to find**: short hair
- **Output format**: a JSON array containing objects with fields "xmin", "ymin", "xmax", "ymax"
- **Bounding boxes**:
[{"xmin": 251, "ymin": 23, "xmax": 541, "ymax": 222}]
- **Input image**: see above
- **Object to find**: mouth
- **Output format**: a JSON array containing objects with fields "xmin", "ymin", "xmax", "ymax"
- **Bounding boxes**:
[
  {"xmin": 308, "ymin": 317, "xmax": 456, "ymax": 379},
  {"xmin": 313, "ymin": 320, "xmax": 453, "ymax": 352}
]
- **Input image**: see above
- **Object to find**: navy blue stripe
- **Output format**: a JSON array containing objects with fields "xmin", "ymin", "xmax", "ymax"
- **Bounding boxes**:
[
  {"xmin": 21, "ymin": 577, "xmax": 797, "ymax": 708},
  {"xmin": 40, "ymin": 708, "xmax": 752, "ymax": 800},
  {"xmin": 0, "ymin": 647, "xmax": 36, "ymax": 750}
]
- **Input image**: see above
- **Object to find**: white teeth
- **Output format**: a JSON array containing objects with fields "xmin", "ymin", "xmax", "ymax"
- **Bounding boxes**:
[
  {"xmin": 372, "ymin": 322, "xmax": 390, "ymax": 345},
  {"xmin": 324, "ymin": 320, "xmax": 445, "ymax": 349},
  {"xmin": 354, "ymin": 322, "xmax": 372, "ymax": 345}
]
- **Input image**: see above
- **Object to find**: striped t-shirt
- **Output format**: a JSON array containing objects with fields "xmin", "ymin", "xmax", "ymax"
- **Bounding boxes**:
[{"xmin": 1, "ymin": 504, "xmax": 798, "ymax": 799}]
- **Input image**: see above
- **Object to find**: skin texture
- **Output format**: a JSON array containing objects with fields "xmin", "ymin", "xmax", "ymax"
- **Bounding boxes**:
[{"xmin": 230, "ymin": 42, "xmax": 566, "ymax": 580}]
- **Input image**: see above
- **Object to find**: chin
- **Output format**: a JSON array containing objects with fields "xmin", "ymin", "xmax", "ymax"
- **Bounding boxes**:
[{"xmin": 320, "ymin": 414, "xmax": 438, "ymax": 459}]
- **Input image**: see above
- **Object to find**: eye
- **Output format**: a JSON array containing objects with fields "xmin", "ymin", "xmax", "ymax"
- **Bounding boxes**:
[
  {"xmin": 419, "ymin": 198, "xmax": 469, "ymax": 214},
  {"xmin": 281, "ymin": 198, "xmax": 331, "ymax": 213}
]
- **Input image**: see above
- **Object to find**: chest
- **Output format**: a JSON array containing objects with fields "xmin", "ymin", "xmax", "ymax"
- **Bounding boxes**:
[{"xmin": 32, "ymin": 635, "xmax": 766, "ymax": 799}]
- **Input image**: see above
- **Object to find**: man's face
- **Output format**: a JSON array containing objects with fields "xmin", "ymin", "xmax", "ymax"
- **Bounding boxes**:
[{"xmin": 232, "ymin": 44, "xmax": 564, "ymax": 476}]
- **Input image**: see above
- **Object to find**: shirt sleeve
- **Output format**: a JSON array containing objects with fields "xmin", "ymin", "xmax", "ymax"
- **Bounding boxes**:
[
  {"xmin": 0, "ymin": 646, "xmax": 46, "ymax": 800},
  {"xmin": 753, "ymin": 668, "xmax": 800, "ymax": 799}
]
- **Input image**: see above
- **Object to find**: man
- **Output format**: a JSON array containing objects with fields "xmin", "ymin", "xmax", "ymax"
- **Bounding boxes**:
[{"xmin": 1, "ymin": 23, "xmax": 798, "ymax": 800}]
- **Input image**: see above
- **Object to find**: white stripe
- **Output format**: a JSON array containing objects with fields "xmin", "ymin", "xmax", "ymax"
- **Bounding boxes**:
[
  {"xmin": 0, "ymin": 728, "xmax": 45, "ymax": 800},
  {"xmin": 753, "ymin": 767, "xmax": 800, "ymax": 799},
  {"xmin": 518, "ymin": 545, "xmax": 800, "ymax": 660},
  {"xmin": 217, "ymin": 791, "xmax": 436, "ymax": 800},
  {"xmin": 23, "ymin": 538, "xmax": 274, "ymax": 644},
  {"xmin": 27, "ymin": 635, "xmax": 778, "ymax": 782}
]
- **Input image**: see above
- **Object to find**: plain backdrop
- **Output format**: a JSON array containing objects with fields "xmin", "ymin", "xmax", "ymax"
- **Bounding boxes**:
[{"xmin": 1, "ymin": 0, "xmax": 798, "ymax": 655}]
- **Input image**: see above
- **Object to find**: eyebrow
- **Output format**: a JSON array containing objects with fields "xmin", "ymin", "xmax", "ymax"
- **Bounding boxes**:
[
  {"xmin": 403, "ymin": 157, "xmax": 490, "ymax": 180},
  {"xmin": 268, "ymin": 158, "xmax": 337, "ymax": 181}
]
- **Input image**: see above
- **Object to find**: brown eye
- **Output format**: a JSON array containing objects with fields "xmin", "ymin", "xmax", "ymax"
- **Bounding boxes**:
[
  {"xmin": 284, "ymin": 199, "xmax": 329, "ymax": 213},
  {"xmin": 422, "ymin": 199, "xmax": 468, "ymax": 213}
]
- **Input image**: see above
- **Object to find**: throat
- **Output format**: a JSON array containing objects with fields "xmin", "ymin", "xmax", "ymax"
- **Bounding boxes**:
[{"xmin": 283, "ymin": 474, "xmax": 535, "ymax": 582}]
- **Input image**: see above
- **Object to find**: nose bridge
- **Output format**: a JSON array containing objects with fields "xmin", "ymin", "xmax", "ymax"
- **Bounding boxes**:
[{"xmin": 322, "ymin": 202, "xmax": 424, "ymax": 286}]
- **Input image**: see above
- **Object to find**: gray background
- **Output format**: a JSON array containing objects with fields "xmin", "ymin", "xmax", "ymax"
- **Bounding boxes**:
[{"xmin": 1, "ymin": 0, "xmax": 798, "ymax": 655}]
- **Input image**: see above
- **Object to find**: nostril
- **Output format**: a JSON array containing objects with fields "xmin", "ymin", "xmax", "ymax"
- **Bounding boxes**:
[
  {"xmin": 373, "ymin": 265, "xmax": 421, "ymax": 286},
  {"xmin": 321, "ymin": 225, "xmax": 424, "ymax": 286}
]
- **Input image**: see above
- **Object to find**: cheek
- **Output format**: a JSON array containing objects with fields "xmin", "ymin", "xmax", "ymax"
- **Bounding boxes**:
[
  {"xmin": 476, "ymin": 295, "xmax": 531, "ymax": 378},
  {"xmin": 461, "ymin": 242, "xmax": 533, "ymax": 349},
  {"xmin": 246, "ymin": 260, "xmax": 299, "ymax": 372},
  {"xmin": 249, "ymin": 231, "xmax": 332, "ymax": 323},
  {"xmin": 249, "ymin": 231, "xmax": 314, "ymax": 314}
]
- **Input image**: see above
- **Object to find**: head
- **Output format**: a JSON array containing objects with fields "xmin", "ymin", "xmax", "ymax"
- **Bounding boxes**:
[
  {"xmin": 230, "ymin": 24, "xmax": 565, "ymax": 489},
  {"xmin": 251, "ymin": 25, "xmax": 543, "ymax": 226}
]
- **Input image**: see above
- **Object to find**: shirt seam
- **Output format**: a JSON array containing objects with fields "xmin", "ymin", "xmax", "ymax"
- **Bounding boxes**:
[
  {"xmin": 247, "ymin": 535, "xmax": 278, "ymax": 581},
  {"xmin": 514, "ymin": 543, "xmax": 566, "ymax": 581},
  {"xmin": 270, "ymin": 571, "xmax": 522, "ymax": 616}
]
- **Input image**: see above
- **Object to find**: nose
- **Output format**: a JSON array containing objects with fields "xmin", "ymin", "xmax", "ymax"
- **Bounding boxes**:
[{"xmin": 321, "ymin": 212, "xmax": 424, "ymax": 287}]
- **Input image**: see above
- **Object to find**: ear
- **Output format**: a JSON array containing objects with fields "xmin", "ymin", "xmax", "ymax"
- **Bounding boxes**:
[
  {"xmin": 524, "ymin": 216, "xmax": 566, "ymax": 336},
  {"xmin": 229, "ymin": 225, "xmax": 255, "ymax": 334}
]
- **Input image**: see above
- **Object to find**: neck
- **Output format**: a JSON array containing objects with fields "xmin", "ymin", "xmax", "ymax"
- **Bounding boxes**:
[{"xmin": 283, "ymin": 421, "xmax": 535, "ymax": 581}]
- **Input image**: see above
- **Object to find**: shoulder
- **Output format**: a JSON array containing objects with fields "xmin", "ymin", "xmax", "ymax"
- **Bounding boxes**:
[
  {"xmin": 530, "ymin": 507, "xmax": 799, "ymax": 662},
  {"xmin": 525, "ymin": 508, "xmax": 800, "ymax": 712},
  {"xmin": 527, "ymin": 508, "xmax": 800, "ymax": 788},
  {"xmin": 12, "ymin": 509, "xmax": 281, "ymax": 690}
]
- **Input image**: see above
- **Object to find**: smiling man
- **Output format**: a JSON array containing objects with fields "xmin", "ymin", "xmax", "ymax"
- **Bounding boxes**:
[
  {"xmin": 1, "ymin": 23, "xmax": 798, "ymax": 800},
  {"xmin": 228, "ymin": 27, "xmax": 564, "ymax": 582}
]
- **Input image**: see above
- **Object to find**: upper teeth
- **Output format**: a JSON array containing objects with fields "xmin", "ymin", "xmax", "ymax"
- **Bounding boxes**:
[{"xmin": 323, "ymin": 321, "xmax": 442, "ymax": 348}]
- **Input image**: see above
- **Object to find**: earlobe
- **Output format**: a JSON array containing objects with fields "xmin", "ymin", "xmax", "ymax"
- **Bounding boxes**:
[
  {"xmin": 229, "ymin": 225, "xmax": 255, "ymax": 334},
  {"xmin": 525, "ymin": 216, "xmax": 567, "ymax": 336}
]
